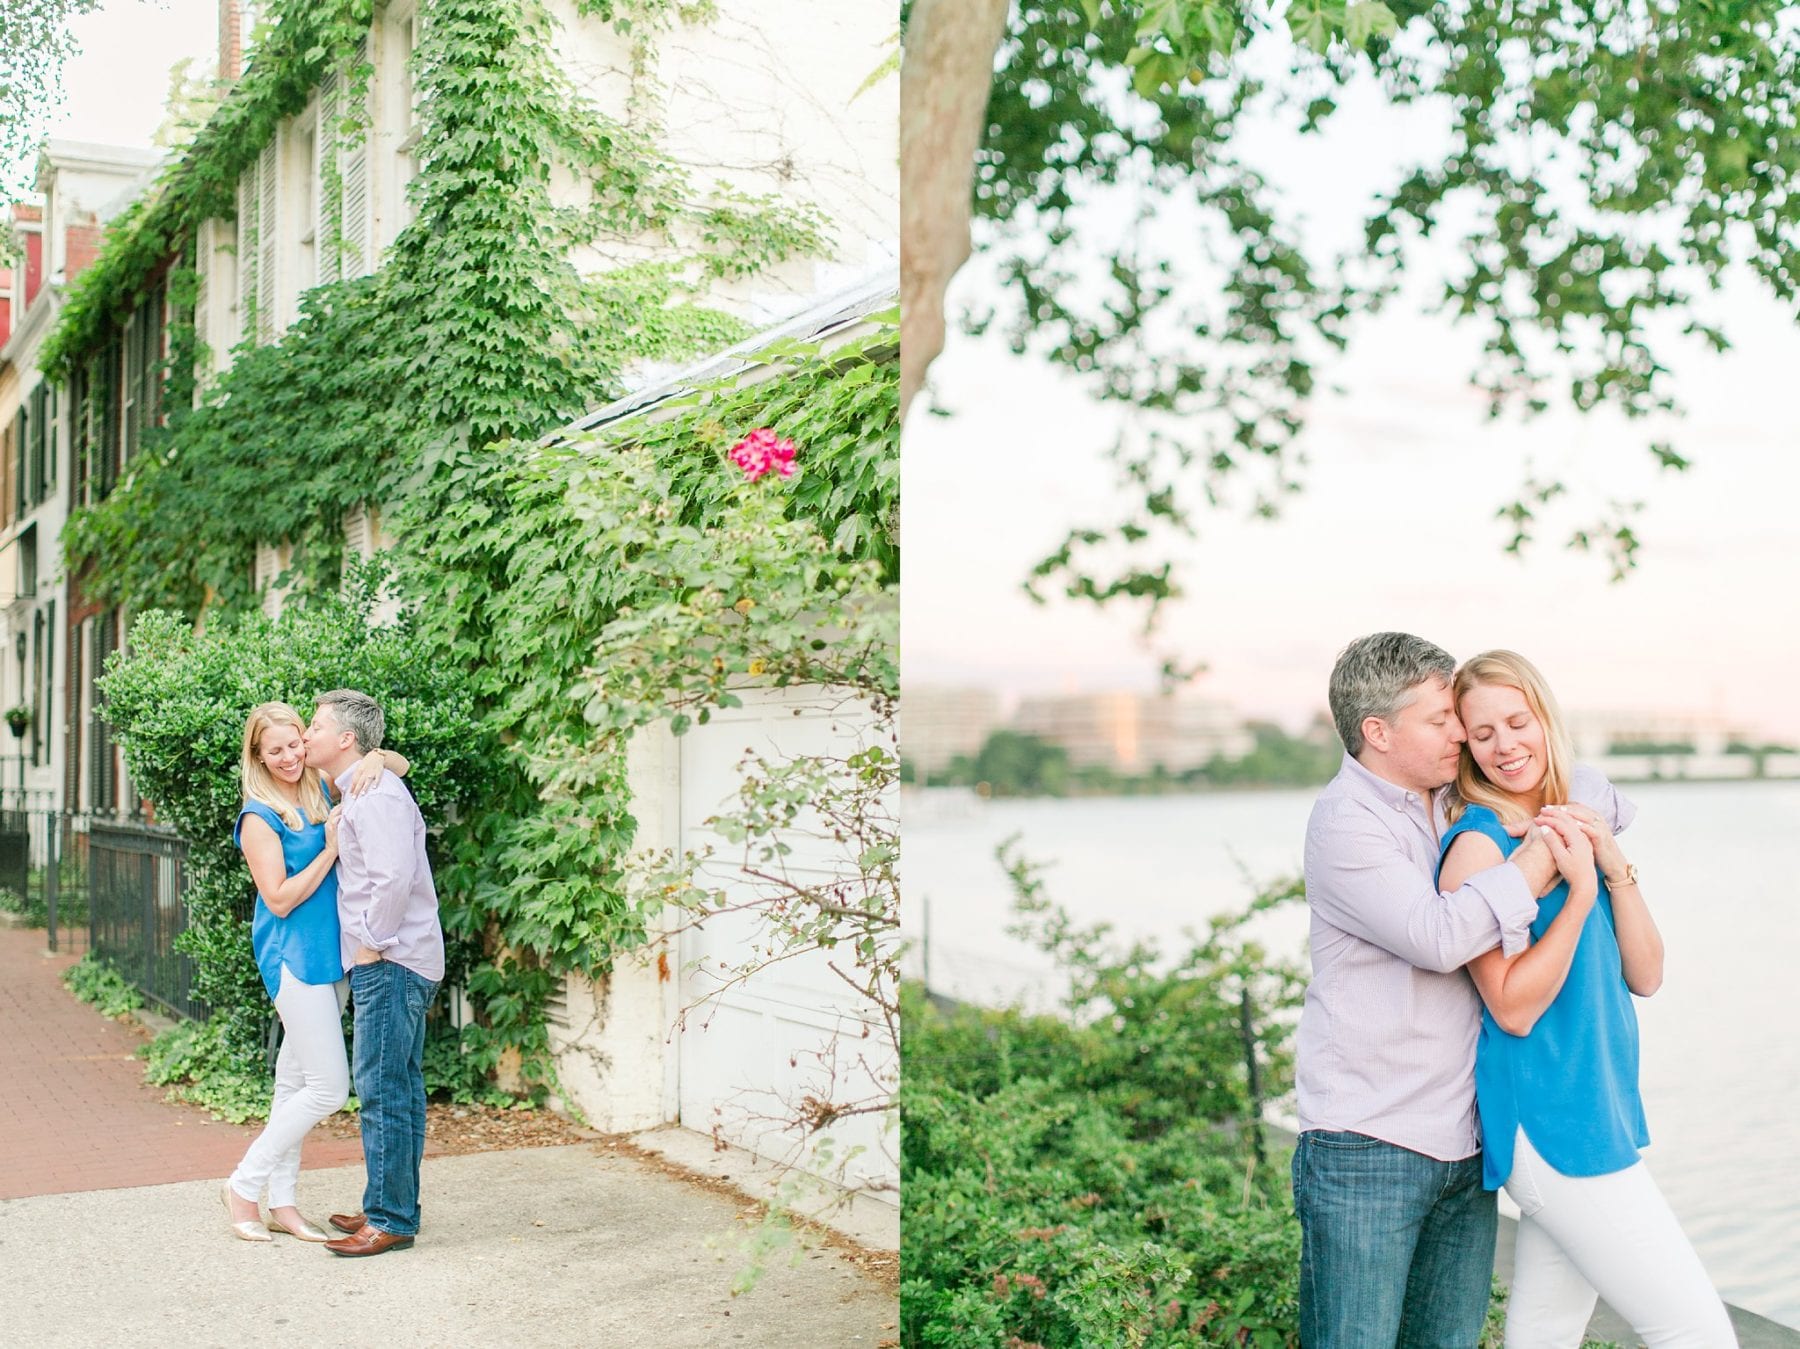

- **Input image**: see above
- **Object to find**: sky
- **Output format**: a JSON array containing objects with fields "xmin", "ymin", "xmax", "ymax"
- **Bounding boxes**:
[
  {"xmin": 5, "ymin": 0, "xmax": 217, "ymax": 187},
  {"xmin": 902, "ymin": 55, "xmax": 1800, "ymax": 745},
  {"xmin": 19, "ymin": 9, "xmax": 1800, "ymax": 743}
]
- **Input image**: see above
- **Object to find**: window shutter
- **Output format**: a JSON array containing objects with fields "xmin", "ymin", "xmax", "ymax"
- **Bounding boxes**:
[
  {"xmin": 344, "ymin": 503, "xmax": 372, "ymax": 560},
  {"xmin": 92, "ymin": 615, "xmax": 118, "ymax": 814},
  {"xmin": 15, "ymin": 400, "xmax": 28, "ymax": 514},
  {"xmin": 44, "ymin": 381, "xmax": 56, "ymax": 494},
  {"xmin": 69, "ymin": 365, "xmax": 85, "ymax": 501},
  {"xmin": 340, "ymin": 39, "xmax": 371, "ymax": 278},
  {"xmin": 255, "ymin": 540, "xmax": 278, "ymax": 596},
  {"xmin": 237, "ymin": 162, "xmax": 258, "ymax": 344},
  {"xmin": 97, "ymin": 338, "xmax": 120, "ymax": 499},
  {"xmin": 31, "ymin": 381, "xmax": 48, "ymax": 503},
  {"xmin": 193, "ymin": 223, "xmax": 212, "ymax": 377},
  {"xmin": 257, "ymin": 136, "xmax": 279, "ymax": 341},
  {"xmin": 317, "ymin": 75, "xmax": 340, "ymax": 284}
]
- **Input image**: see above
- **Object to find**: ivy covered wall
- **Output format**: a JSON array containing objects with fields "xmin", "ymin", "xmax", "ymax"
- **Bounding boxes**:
[{"xmin": 46, "ymin": 0, "xmax": 898, "ymax": 1096}]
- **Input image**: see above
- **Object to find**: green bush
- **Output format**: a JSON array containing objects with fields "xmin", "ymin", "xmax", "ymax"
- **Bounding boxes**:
[
  {"xmin": 62, "ymin": 954, "xmax": 144, "ymax": 1020},
  {"xmin": 0, "ymin": 887, "xmax": 47, "ymax": 927},
  {"xmin": 97, "ymin": 576, "xmax": 501, "ymax": 1072},
  {"xmin": 901, "ymin": 853, "xmax": 1308, "ymax": 1348},
  {"xmin": 139, "ymin": 1017, "xmax": 275, "ymax": 1124},
  {"xmin": 422, "ymin": 1021, "xmax": 528, "ymax": 1110},
  {"xmin": 903, "ymin": 853, "xmax": 1622, "ymax": 1347}
]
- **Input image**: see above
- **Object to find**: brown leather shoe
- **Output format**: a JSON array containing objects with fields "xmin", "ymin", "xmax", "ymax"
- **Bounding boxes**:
[
  {"xmin": 328, "ymin": 1212, "xmax": 365, "ymax": 1235},
  {"xmin": 323, "ymin": 1225, "xmax": 415, "ymax": 1257}
]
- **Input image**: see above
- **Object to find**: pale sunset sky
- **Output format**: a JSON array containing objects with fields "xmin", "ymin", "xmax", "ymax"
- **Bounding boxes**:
[
  {"xmin": 9, "ymin": 0, "xmax": 217, "ymax": 180},
  {"xmin": 19, "ymin": 10, "xmax": 1800, "ymax": 744},
  {"xmin": 902, "ymin": 50, "xmax": 1800, "ymax": 744}
]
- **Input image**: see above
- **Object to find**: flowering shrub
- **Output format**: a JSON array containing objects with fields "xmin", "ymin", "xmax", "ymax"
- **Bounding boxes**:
[{"xmin": 729, "ymin": 427, "xmax": 799, "ymax": 481}]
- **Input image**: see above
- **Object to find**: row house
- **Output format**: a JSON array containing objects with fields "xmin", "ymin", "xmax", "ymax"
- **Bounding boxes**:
[
  {"xmin": 202, "ymin": 0, "xmax": 898, "ymax": 617},
  {"xmin": 0, "ymin": 143, "xmax": 164, "ymax": 815},
  {"xmin": 28, "ymin": 0, "xmax": 896, "ymax": 820}
]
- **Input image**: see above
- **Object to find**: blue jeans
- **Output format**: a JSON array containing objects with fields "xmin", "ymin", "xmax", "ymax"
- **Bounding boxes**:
[
  {"xmin": 1292, "ymin": 1130, "xmax": 1496, "ymax": 1348},
  {"xmin": 348, "ymin": 959, "xmax": 438, "ymax": 1237}
]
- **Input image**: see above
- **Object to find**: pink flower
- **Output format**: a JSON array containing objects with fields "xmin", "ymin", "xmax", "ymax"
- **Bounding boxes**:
[{"xmin": 729, "ymin": 428, "xmax": 798, "ymax": 481}]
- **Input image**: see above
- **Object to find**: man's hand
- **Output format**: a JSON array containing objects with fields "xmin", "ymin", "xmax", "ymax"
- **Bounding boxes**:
[
  {"xmin": 352, "ymin": 945, "xmax": 383, "ymax": 966},
  {"xmin": 1504, "ymin": 819, "xmax": 1560, "ymax": 897}
]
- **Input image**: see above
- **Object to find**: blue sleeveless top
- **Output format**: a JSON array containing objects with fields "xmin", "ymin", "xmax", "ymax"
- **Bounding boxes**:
[
  {"xmin": 1438, "ymin": 804, "xmax": 1649, "ymax": 1190},
  {"xmin": 235, "ymin": 779, "xmax": 344, "ymax": 999}
]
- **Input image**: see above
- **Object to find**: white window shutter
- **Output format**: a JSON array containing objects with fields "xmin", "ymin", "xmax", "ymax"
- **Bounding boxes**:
[
  {"xmin": 257, "ymin": 136, "xmax": 279, "ymax": 342},
  {"xmin": 317, "ymin": 74, "xmax": 340, "ymax": 284},
  {"xmin": 255, "ymin": 541, "xmax": 280, "ymax": 616},
  {"xmin": 192, "ymin": 223, "xmax": 211, "ymax": 377},
  {"xmin": 236, "ymin": 163, "xmax": 258, "ymax": 344},
  {"xmin": 344, "ymin": 503, "xmax": 371, "ymax": 560},
  {"xmin": 371, "ymin": 502, "xmax": 396, "ymax": 553},
  {"xmin": 340, "ymin": 38, "xmax": 371, "ymax": 278}
]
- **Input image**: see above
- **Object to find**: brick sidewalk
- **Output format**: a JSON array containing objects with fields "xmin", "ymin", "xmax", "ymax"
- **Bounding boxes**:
[{"xmin": 0, "ymin": 922, "xmax": 364, "ymax": 1201}]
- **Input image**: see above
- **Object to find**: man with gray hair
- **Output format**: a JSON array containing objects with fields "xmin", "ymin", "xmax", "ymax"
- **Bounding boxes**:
[
  {"xmin": 302, "ymin": 689, "xmax": 443, "ymax": 1258},
  {"xmin": 1294, "ymin": 633, "xmax": 1629, "ymax": 1346}
]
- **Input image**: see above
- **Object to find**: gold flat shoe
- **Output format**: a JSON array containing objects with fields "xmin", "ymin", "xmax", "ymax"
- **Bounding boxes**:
[
  {"xmin": 221, "ymin": 1184, "xmax": 272, "ymax": 1243},
  {"xmin": 265, "ymin": 1213, "xmax": 333, "ymax": 1242}
]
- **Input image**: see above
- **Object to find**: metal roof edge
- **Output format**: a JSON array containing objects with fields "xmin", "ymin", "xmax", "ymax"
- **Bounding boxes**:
[{"xmin": 542, "ymin": 268, "xmax": 898, "ymax": 448}]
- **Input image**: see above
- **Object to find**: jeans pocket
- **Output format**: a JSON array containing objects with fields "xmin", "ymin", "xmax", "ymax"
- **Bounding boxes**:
[{"xmin": 1305, "ymin": 1129, "xmax": 1382, "ymax": 1151}]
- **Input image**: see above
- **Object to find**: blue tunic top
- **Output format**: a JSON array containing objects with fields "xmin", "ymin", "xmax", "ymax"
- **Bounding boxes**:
[
  {"xmin": 1438, "ymin": 804, "xmax": 1649, "ymax": 1191},
  {"xmin": 235, "ymin": 780, "xmax": 344, "ymax": 1000}
]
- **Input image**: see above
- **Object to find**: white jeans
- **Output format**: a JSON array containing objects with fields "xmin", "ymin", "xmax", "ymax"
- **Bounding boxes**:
[
  {"xmin": 229, "ymin": 965, "xmax": 350, "ymax": 1208},
  {"xmin": 1503, "ymin": 1127, "xmax": 1738, "ymax": 1348}
]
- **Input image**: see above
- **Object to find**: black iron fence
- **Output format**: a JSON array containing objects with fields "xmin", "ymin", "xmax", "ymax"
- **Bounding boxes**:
[
  {"xmin": 0, "ymin": 791, "xmax": 201, "ymax": 1020},
  {"xmin": 87, "ymin": 819, "xmax": 199, "ymax": 1019}
]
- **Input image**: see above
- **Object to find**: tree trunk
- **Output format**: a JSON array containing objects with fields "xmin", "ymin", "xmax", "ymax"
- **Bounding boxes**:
[{"xmin": 899, "ymin": 0, "xmax": 1012, "ymax": 425}]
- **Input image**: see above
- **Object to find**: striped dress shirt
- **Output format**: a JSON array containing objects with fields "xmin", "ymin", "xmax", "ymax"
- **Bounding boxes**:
[{"xmin": 1295, "ymin": 754, "xmax": 1633, "ymax": 1161}]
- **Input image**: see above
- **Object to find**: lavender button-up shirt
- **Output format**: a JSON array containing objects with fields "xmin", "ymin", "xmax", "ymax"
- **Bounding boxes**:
[
  {"xmin": 334, "ymin": 767, "xmax": 445, "ymax": 982},
  {"xmin": 1295, "ymin": 755, "xmax": 1633, "ymax": 1161}
]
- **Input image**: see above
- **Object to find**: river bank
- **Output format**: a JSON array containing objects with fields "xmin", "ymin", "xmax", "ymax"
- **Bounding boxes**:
[{"xmin": 904, "ymin": 781, "xmax": 1800, "ymax": 1330}]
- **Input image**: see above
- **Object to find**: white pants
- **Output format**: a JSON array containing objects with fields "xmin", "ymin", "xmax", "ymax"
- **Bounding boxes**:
[
  {"xmin": 1503, "ymin": 1127, "xmax": 1737, "ymax": 1348},
  {"xmin": 229, "ymin": 965, "xmax": 350, "ymax": 1208}
]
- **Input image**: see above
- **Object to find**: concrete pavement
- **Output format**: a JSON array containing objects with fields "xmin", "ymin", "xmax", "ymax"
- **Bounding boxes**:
[{"xmin": 0, "ymin": 1144, "xmax": 896, "ymax": 1346}]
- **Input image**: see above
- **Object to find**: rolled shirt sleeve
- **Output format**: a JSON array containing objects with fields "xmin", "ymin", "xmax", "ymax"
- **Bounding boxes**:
[
  {"xmin": 1572, "ymin": 763, "xmax": 1636, "ymax": 835},
  {"xmin": 1305, "ymin": 798, "xmax": 1539, "ymax": 970}
]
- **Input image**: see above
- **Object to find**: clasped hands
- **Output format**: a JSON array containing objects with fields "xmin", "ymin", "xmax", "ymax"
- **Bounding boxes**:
[{"xmin": 1504, "ymin": 802, "xmax": 1630, "ymax": 897}]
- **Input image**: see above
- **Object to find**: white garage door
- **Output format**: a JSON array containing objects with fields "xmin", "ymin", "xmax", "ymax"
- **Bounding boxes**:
[{"xmin": 676, "ymin": 684, "xmax": 897, "ymax": 1197}]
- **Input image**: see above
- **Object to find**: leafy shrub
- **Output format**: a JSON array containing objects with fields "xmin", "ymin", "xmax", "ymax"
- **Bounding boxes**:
[
  {"xmin": 62, "ymin": 954, "xmax": 144, "ymax": 1020},
  {"xmin": 901, "ymin": 853, "xmax": 1308, "ymax": 1348},
  {"xmin": 139, "ymin": 1018, "xmax": 275, "ymax": 1124},
  {"xmin": 903, "ymin": 851, "xmax": 1622, "ymax": 1347},
  {"xmin": 97, "ymin": 576, "xmax": 501, "ymax": 1072},
  {"xmin": 422, "ymin": 1021, "xmax": 529, "ymax": 1110}
]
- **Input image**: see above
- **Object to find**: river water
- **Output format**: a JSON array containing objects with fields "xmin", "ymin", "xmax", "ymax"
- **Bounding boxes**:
[{"xmin": 903, "ymin": 780, "xmax": 1800, "ymax": 1329}]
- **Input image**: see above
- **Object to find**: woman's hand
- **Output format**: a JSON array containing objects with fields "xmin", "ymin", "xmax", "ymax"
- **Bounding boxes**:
[
  {"xmin": 1536, "ymin": 809, "xmax": 1597, "ymax": 898},
  {"xmin": 324, "ymin": 804, "xmax": 344, "ymax": 857},
  {"xmin": 1543, "ymin": 802, "xmax": 1629, "ymax": 885},
  {"xmin": 349, "ymin": 749, "xmax": 386, "ymax": 798}
]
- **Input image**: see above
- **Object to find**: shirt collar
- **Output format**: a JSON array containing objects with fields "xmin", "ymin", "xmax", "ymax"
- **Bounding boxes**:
[
  {"xmin": 1339, "ymin": 752, "xmax": 1430, "ymax": 814},
  {"xmin": 333, "ymin": 765, "xmax": 362, "ymax": 797}
]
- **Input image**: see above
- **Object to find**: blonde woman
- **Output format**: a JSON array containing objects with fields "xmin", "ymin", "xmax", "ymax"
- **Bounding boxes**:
[
  {"xmin": 221, "ymin": 702, "xmax": 407, "ymax": 1242},
  {"xmin": 1437, "ymin": 651, "xmax": 1734, "ymax": 1346}
]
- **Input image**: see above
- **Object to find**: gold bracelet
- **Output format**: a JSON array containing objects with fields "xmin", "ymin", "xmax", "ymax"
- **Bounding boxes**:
[{"xmin": 1606, "ymin": 862, "xmax": 1639, "ymax": 889}]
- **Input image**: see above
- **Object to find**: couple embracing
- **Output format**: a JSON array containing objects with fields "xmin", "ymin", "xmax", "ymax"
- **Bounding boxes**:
[
  {"xmin": 219, "ymin": 690, "xmax": 441, "ymax": 1257},
  {"xmin": 1294, "ymin": 633, "xmax": 1735, "ymax": 1347}
]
